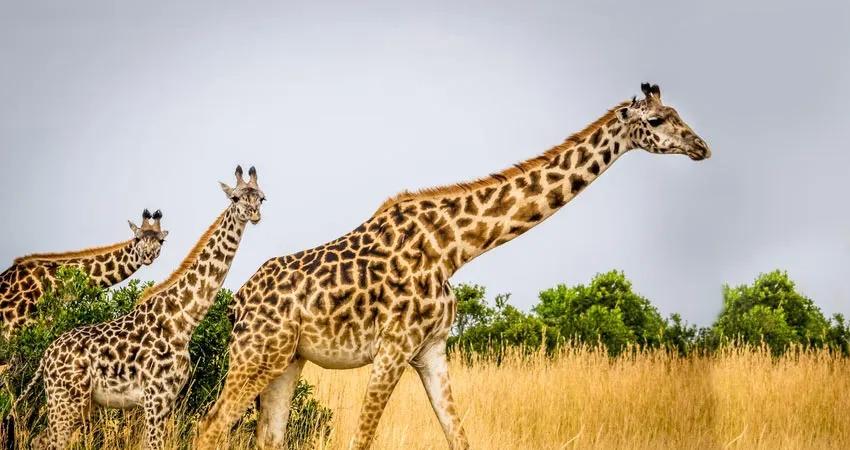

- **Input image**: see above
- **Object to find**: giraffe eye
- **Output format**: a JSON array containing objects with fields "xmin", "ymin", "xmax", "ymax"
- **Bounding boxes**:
[
  {"xmin": 260, "ymin": 197, "xmax": 266, "ymax": 203},
  {"xmin": 648, "ymin": 117, "xmax": 664, "ymax": 127}
]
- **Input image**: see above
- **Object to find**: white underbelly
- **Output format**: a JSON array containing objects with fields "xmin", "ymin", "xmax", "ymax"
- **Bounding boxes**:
[
  {"xmin": 93, "ymin": 385, "xmax": 144, "ymax": 409},
  {"xmin": 296, "ymin": 342, "xmax": 372, "ymax": 370}
]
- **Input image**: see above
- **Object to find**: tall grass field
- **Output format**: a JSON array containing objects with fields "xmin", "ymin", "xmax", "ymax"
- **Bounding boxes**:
[{"xmin": 6, "ymin": 346, "xmax": 849, "ymax": 449}]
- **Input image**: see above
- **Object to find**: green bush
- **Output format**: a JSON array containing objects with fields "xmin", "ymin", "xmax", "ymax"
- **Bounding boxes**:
[
  {"xmin": 662, "ymin": 313, "xmax": 699, "ymax": 356},
  {"xmin": 534, "ymin": 271, "xmax": 666, "ymax": 355},
  {"xmin": 713, "ymin": 270, "xmax": 830, "ymax": 354},
  {"xmin": 827, "ymin": 313, "xmax": 850, "ymax": 356},
  {"xmin": 451, "ymin": 272, "xmax": 683, "ymax": 357},
  {"xmin": 449, "ymin": 270, "xmax": 850, "ymax": 358},
  {"xmin": 448, "ymin": 285, "xmax": 558, "ymax": 358},
  {"xmin": 283, "ymin": 379, "xmax": 334, "ymax": 449},
  {"xmin": 0, "ymin": 267, "xmax": 332, "ymax": 448},
  {"xmin": 184, "ymin": 289, "xmax": 235, "ymax": 415}
]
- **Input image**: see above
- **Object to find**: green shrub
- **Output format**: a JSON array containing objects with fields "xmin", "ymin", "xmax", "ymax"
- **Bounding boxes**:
[
  {"xmin": 284, "ymin": 379, "xmax": 334, "ymax": 449},
  {"xmin": 184, "ymin": 289, "xmax": 234, "ymax": 415},
  {"xmin": 448, "ymin": 285, "xmax": 559, "ymax": 359},
  {"xmin": 827, "ymin": 313, "xmax": 850, "ymax": 356},
  {"xmin": 534, "ymin": 271, "xmax": 666, "ymax": 355},
  {"xmin": 662, "ymin": 313, "xmax": 699, "ymax": 356},
  {"xmin": 713, "ymin": 270, "xmax": 830, "ymax": 354}
]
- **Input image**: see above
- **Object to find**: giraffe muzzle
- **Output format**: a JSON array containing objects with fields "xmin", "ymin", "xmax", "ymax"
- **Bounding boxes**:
[{"xmin": 688, "ymin": 137, "xmax": 711, "ymax": 161}]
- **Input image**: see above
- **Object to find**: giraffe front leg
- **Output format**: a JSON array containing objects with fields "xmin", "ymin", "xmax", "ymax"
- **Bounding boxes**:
[
  {"xmin": 196, "ymin": 324, "xmax": 299, "ymax": 449},
  {"xmin": 412, "ymin": 340, "xmax": 470, "ymax": 450},
  {"xmin": 196, "ymin": 363, "xmax": 285, "ymax": 449},
  {"xmin": 142, "ymin": 391, "xmax": 175, "ymax": 450},
  {"xmin": 351, "ymin": 341, "xmax": 409, "ymax": 450},
  {"xmin": 257, "ymin": 357, "xmax": 307, "ymax": 450}
]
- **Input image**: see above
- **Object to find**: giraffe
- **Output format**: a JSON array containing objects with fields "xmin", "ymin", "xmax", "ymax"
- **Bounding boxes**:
[
  {"xmin": 28, "ymin": 166, "xmax": 265, "ymax": 450},
  {"xmin": 196, "ymin": 83, "xmax": 711, "ymax": 450},
  {"xmin": 0, "ymin": 209, "xmax": 168, "ymax": 333}
]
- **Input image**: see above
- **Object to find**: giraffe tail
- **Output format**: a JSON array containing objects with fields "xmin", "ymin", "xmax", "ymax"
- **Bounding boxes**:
[{"xmin": 10, "ymin": 357, "xmax": 44, "ymax": 417}]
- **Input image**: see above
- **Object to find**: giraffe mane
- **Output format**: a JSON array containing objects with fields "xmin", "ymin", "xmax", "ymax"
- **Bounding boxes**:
[
  {"xmin": 139, "ymin": 211, "xmax": 226, "ymax": 302},
  {"xmin": 13, "ymin": 240, "xmax": 134, "ymax": 265},
  {"xmin": 371, "ymin": 101, "xmax": 630, "ymax": 216}
]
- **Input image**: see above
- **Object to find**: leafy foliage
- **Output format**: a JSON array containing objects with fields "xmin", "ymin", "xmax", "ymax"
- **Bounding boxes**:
[
  {"xmin": 184, "ymin": 289, "xmax": 234, "ymax": 414},
  {"xmin": 451, "ymin": 270, "xmax": 849, "ymax": 358},
  {"xmin": 663, "ymin": 313, "xmax": 699, "ymax": 356},
  {"xmin": 714, "ymin": 270, "xmax": 830, "ymax": 354},
  {"xmin": 532, "ymin": 271, "xmax": 667, "ymax": 355},
  {"xmin": 450, "ymin": 272, "xmax": 672, "ymax": 357},
  {"xmin": 283, "ymin": 379, "xmax": 334, "ymax": 449},
  {"xmin": 448, "ymin": 285, "xmax": 557, "ymax": 358},
  {"xmin": 827, "ymin": 313, "xmax": 850, "ymax": 356}
]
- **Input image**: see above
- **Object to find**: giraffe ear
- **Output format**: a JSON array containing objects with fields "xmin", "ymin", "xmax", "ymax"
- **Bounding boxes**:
[
  {"xmin": 158, "ymin": 230, "xmax": 169, "ymax": 241},
  {"xmin": 616, "ymin": 106, "xmax": 632, "ymax": 124},
  {"xmin": 220, "ymin": 182, "xmax": 237, "ymax": 200},
  {"xmin": 128, "ymin": 220, "xmax": 142, "ymax": 238}
]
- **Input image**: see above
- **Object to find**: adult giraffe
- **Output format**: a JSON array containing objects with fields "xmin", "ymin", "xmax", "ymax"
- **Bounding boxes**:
[
  {"xmin": 196, "ymin": 83, "xmax": 711, "ymax": 449},
  {"xmin": 0, "ymin": 209, "xmax": 168, "ymax": 333}
]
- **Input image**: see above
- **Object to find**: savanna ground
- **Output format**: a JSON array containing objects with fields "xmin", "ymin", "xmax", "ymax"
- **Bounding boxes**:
[{"xmin": 7, "ymin": 346, "xmax": 849, "ymax": 450}]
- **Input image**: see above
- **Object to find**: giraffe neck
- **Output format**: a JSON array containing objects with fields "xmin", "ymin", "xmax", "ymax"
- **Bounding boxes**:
[
  {"xmin": 28, "ymin": 241, "xmax": 143, "ymax": 288},
  {"xmin": 421, "ymin": 107, "xmax": 634, "ymax": 275},
  {"xmin": 148, "ymin": 206, "xmax": 246, "ymax": 335},
  {"xmin": 76, "ymin": 243, "xmax": 144, "ymax": 287}
]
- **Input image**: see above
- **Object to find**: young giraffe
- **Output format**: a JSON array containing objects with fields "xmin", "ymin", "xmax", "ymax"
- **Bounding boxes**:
[
  {"xmin": 0, "ymin": 209, "xmax": 168, "ymax": 333},
  {"xmin": 30, "ymin": 166, "xmax": 265, "ymax": 450},
  {"xmin": 196, "ymin": 83, "xmax": 711, "ymax": 450}
]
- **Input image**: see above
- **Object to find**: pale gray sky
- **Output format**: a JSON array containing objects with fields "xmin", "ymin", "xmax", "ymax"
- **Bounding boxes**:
[{"xmin": 2, "ymin": 0, "xmax": 849, "ymax": 325}]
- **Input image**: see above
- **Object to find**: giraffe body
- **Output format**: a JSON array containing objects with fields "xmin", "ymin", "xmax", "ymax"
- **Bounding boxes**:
[
  {"xmin": 0, "ymin": 210, "xmax": 168, "ymax": 333},
  {"xmin": 196, "ymin": 83, "xmax": 711, "ymax": 450},
  {"xmin": 31, "ymin": 167, "xmax": 264, "ymax": 450}
]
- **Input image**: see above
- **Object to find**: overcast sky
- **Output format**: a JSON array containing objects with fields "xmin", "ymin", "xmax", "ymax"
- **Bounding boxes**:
[{"xmin": 1, "ymin": 1, "xmax": 848, "ymax": 326}]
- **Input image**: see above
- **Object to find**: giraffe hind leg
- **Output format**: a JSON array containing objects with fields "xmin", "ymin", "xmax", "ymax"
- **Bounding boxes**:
[
  {"xmin": 256, "ymin": 357, "xmax": 307, "ymax": 450},
  {"xmin": 43, "ymin": 384, "xmax": 92, "ymax": 450}
]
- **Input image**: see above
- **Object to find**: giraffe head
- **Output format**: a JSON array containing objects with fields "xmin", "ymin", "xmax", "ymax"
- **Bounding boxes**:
[
  {"xmin": 616, "ymin": 83, "xmax": 711, "ymax": 161},
  {"xmin": 220, "ymin": 165, "xmax": 265, "ymax": 224},
  {"xmin": 128, "ymin": 209, "xmax": 168, "ymax": 265}
]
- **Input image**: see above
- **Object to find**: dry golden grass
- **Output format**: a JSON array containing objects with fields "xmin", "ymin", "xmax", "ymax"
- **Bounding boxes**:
[
  {"xmin": 8, "ymin": 347, "xmax": 850, "ymax": 449},
  {"xmin": 303, "ymin": 347, "xmax": 850, "ymax": 450}
]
